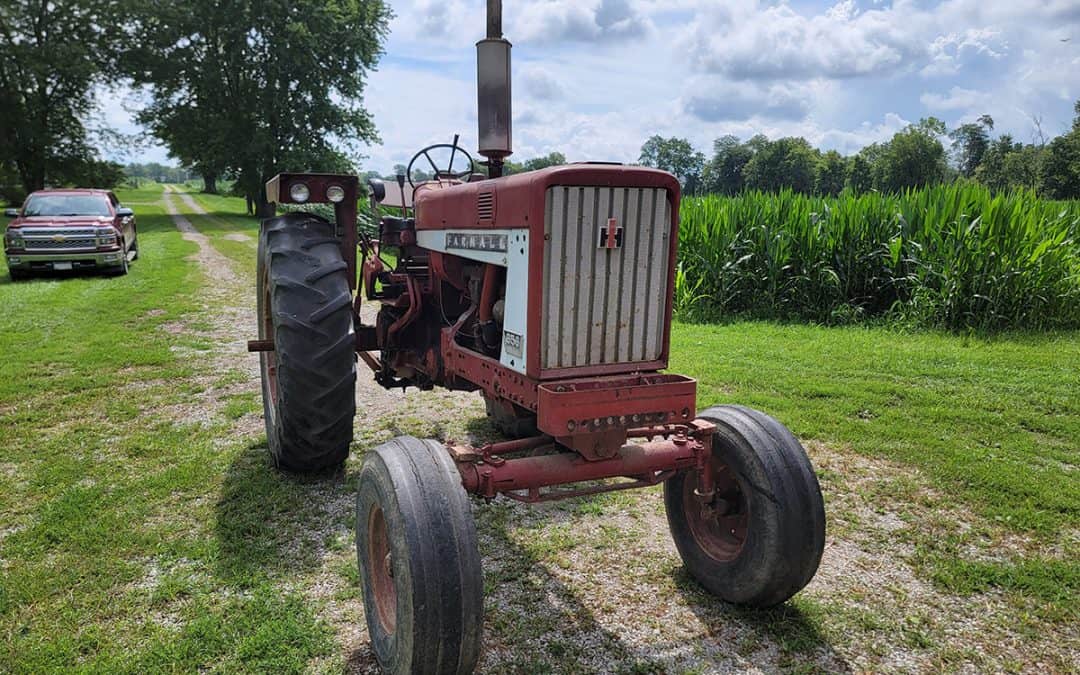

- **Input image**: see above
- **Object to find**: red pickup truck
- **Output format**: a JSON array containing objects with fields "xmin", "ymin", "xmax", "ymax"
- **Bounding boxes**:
[{"xmin": 3, "ymin": 189, "xmax": 138, "ymax": 281}]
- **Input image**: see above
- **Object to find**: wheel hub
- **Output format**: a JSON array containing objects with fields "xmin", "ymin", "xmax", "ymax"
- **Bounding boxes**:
[
  {"xmin": 683, "ymin": 462, "xmax": 749, "ymax": 562},
  {"xmin": 367, "ymin": 506, "xmax": 397, "ymax": 633}
]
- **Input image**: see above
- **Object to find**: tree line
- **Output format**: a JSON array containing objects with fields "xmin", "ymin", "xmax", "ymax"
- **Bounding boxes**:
[
  {"xmin": 639, "ymin": 103, "xmax": 1080, "ymax": 200},
  {"xmin": 0, "ymin": 0, "xmax": 391, "ymax": 214}
]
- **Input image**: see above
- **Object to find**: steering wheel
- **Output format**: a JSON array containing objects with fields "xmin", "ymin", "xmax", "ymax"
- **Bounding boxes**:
[{"xmin": 405, "ymin": 134, "xmax": 476, "ymax": 189}]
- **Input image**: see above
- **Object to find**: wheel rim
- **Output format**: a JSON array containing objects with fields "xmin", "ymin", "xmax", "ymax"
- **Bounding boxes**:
[
  {"xmin": 259, "ymin": 265, "xmax": 278, "ymax": 420},
  {"xmin": 367, "ymin": 506, "xmax": 397, "ymax": 634},
  {"xmin": 682, "ymin": 461, "xmax": 749, "ymax": 562}
]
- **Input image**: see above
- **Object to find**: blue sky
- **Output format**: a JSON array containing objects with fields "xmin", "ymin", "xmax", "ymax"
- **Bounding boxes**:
[{"xmin": 109, "ymin": 0, "xmax": 1080, "ymax": 174}]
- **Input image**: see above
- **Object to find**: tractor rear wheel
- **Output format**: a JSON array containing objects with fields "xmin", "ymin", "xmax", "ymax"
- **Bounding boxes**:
[
  {"xmin": 356, "ymin": 436, "xmax": 483, "ymax": 674},
  {"xmin": 483, "ymin": 394, "xmax": 538, "ymax": 439},
  {"xmin": 664, "ymin": 405, "xmax": 825, "ymax": 607},
  {"xmin": 257, "ymin": 212, "xmax": 356, "ymax": 472}
]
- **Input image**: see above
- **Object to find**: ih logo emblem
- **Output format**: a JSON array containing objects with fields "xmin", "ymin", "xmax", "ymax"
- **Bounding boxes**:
[{"xmin": 597, "ymin": 218, "xmax": 623, "ymax": 249}]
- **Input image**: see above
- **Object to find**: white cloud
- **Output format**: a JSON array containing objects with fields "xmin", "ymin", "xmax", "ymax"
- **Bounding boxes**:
[
  {"xmin": 682, "ymin": 80, "xmax": 821, "ymax": 122},
  {"xmin": 686, "ymin": 1, "xmax": 927, "ymax": 80},
  {"xmin": 512, "ymin": 0, "xmax": 651, "ymax": 44},
  {"xmin": 920, "ymin": 86, "xmax": 989, "ymax": 111},
  {"xmin": 521, "ymin": 66, "xmax": 563, "ymax": 100},
  {"xmin": 921, "ymin": 28, "xmax": 1006, "ymax": 77}
]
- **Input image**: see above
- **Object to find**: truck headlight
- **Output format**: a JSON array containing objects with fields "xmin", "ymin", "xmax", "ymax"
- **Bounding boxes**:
[
  {"xmin": 290, "ymin": 182, "xmax": 310, "ymax": 203},
  {"xmin": 5, "ymin": 233, "xmax": 24, "ymax": 249},
  {"xmin": 326, "ymin": 185, "xmax": 345, "ymax": 203},
  {"xmin": 98, "ymin": 228, "xmax": 118, "ymax": 246}
]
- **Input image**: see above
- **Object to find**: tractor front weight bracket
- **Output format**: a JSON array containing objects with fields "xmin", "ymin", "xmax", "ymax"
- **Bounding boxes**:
[{"xmin": 452, "ymin": 419, "xmax": 715, "ymax": 502}]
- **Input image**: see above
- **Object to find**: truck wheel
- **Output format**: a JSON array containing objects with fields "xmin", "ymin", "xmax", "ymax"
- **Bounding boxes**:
[
  {"xmin": 112, "ymin": 248, "xmax": 130, "ymax": 276},
  {"xmin": 356, "ymin": 436, "xmax": 483, "ymax": 674},
  {"xmin": 664, "ymin": 405, "xmax": 825, "ymax": 607},
  {"xmin": 130, "ymin": 233, "xmax": 139, "ymax": 260},
  {"xmin": 483, "ymin": 394, "xmax": 538, "ymax": 439},
  {"xmin": 257, "ymin": 213, "xmax": 356, "ymax": 471}
]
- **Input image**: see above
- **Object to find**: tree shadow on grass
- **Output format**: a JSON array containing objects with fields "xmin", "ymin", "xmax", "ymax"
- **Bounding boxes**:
[{"xmin": 213, "ymin": 440, "xmax": 357, "ymax": 585}]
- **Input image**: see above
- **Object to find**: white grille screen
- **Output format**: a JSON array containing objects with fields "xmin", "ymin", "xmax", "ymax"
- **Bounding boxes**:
[{"xmin": 541, "ymin": 186, "xmax": 671, "ymax": 369}]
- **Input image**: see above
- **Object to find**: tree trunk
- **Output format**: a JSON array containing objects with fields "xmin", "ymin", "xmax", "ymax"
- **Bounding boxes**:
[
  {"xmin": 254, "ymin": 190, "xmax": 275, "ymax": 218},
  {"xmin": 202, "ymin": 172, "xmax": 218, "ymax": 194}
]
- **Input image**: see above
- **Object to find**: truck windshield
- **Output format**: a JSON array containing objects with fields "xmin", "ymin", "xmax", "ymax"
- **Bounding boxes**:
[{"xmin": 22, "ymin": 195, "xmax": 111, "ymax": 217}]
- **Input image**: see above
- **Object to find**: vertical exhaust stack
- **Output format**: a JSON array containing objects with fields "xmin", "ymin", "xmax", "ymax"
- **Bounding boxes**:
[{"xmin": 477, "ymin": 0, "xmax": 512, "ymax": 178}]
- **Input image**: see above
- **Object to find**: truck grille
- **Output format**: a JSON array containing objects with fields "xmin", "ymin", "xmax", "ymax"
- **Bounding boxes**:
[
  {"xmin": 541, "ymin": 186, "xmax": 671, "ymax": 370},
  {"xmin": 20, "ymin": 228, "xmax": 100, "ymax": 252}
]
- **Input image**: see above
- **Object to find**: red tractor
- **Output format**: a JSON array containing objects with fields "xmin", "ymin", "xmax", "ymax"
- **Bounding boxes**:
[{"xmin": 250, "ymin": 2, "xmax": 825, "ymax": 672}]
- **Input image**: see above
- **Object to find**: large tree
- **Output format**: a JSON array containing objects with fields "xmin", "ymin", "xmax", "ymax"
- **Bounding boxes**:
[
  {"xmin": 0, "ymin": 0, "xmax": 125, "ymax": 193},
  {"xmin": 1037, "ymin": 101, "xmax": 1080, "ymax": 199},
  {"xmin": 702, "ymin": 135, "xmax": 753, "ymax": 196},
  {"xmin": 638, "ymin": 136, "xmax": 706, "ymax": 195},
  {"xmin": 876, "ymin": 118, "xmax": 948, "ymax": 193},
  {"xmin": 814, "ymin": 150, "xmax": 846, "ymax": 197},
  {"xmin": 742, "ymin": 137, "xmax": 818, "ymax": 194},
  {"xmin": 128, "ymin": 0, "xmax": 391, "ymax": 215},
  {"xmin": 949, "ymin": 114, "xmax": 994, "ymax": 178}
]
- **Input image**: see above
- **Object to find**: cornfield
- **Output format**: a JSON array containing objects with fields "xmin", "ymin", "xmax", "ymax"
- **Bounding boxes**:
[{"xmin": 676, "ymin": 184, "xmax": 1080, "ymax": 330}]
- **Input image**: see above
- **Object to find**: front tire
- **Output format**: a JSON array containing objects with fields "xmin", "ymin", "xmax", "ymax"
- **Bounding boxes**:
[
  {"xmin": 112, "ymin": 248, "xmax": 129, "ymax": 276},
  {"xmin": 257, "ymin": 213, "xmax": 356, "ymax": 471},
  {"xmin": 356, "ymin": 436, "xmax": 483, "ymax": 674},
  {"xmin": 664, "ymin": 405, "xmax": 825, "ymax": 607}
]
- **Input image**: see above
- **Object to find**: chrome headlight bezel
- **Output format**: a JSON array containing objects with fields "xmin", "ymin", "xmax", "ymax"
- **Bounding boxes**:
[
  {"xmin": 325, "ymin": 185, "xmax": 346, "ymax": 203},
  {"xmin": 289, "ymin": 182, "xmax": 311, "ymax": 203}
]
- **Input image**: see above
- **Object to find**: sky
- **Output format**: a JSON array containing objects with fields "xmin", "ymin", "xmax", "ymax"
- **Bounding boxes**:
[{"xmin": 106, "ymin": 0, "xmax": 1080, "ymax": 175}]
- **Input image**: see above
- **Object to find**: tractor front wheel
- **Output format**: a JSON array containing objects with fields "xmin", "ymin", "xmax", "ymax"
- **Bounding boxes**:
[
  {"xmin": 356, "ymin": 436, "xmax": 483, "ymax": 674},
  {"xmin": 664, "ymin": 405, "xmax": 825, "ymax": 607},
  {"xmin": 257, "ymin": 213, "xmax": 356, "ymax": 471}
]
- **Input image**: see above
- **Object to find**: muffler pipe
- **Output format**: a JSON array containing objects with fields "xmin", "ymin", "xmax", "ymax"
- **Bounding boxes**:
[{"xmin": 477, "ymin": 0, "xmax": 512, "ymax": 178}]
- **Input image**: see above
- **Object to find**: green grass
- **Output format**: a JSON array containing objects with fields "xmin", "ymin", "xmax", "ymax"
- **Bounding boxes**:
[
  {"xmin": 672, "ymin": 322, "xmax": 1079, "ymax": 621},
  {"xmin": 0, "ymin": 184, "xmax": 333, "ymax": 672},
  {"xmin": 673, "ymin": 323, "xmax": 1078, "ymax": 534}
]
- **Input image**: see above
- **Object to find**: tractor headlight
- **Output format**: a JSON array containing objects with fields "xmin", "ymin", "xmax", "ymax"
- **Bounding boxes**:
[
  {"xmin": 98, "ymin": 227, "xmax": 118, "ymax": 246},
  {"xmin": 325, "ymin": 185, "xmax": 345, "ymax": 203},
  {"xmin": 289, "ymin": 182, "xmax": 310, "ymax": 203}
]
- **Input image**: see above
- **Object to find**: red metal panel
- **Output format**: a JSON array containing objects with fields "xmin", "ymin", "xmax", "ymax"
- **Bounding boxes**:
[
  {"xmin": 535, "ymin": 373, "xmax": 696, "ymax": 437},
  {"xmin": 264, "ymin": 173, "xmax": 360, "ymax": 291}
]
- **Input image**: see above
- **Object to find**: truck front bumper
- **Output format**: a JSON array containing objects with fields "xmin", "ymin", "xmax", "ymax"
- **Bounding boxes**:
[{"xmin": 5, "ymin": 249, "xmax": 126, "ymax": 272}]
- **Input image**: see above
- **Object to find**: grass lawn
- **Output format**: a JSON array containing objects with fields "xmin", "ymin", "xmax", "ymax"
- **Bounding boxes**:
[
  {"xmin": 0, "ymin": 185, "xmax": 1076, "ymax": 672},
  {"xmin": 673, "ymin": 324, "xmax": 1079, "ymax": 624}
]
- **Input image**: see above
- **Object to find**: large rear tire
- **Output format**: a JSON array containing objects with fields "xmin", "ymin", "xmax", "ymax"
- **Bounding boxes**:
[
  {"xmin": 257, "ymin": 212, "xmax": 356, "ymax": 472},
  {"xmin": 664, "ymin": 405, "xmax": 825, "ymax": 607},
  {"xmin": 356, "ymin": 436, "xmax": 483, "ymax": 674}
]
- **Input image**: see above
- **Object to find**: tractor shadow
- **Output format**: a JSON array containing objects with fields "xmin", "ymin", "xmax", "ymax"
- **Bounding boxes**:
[
  {"xmin": 462, "ymin": 498, "xmax": 845, "ymax": 673},
  {"xmin": 213, "ymin": 440, "xmax": 357, "ymax": 583}
]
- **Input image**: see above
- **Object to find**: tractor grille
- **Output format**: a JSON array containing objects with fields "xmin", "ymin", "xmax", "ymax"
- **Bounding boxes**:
[
  {"xmin": 541, "ymin": 186, "xmax": 671, "ymax": 370},
  {"xmin": 21, "ymin": 228, "xmax": 101, "ymax": 252}
]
